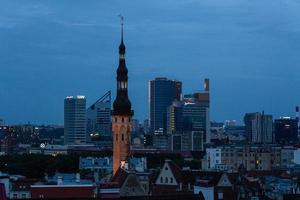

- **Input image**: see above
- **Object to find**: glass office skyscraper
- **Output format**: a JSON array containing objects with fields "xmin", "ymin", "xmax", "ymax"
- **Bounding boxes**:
[
  {"xmin": 64, "ymin": 95, "xmax": 87, "ymax": 144},
  {"xmin": 149, "ymin": 77, "xmax": 182, "ymax": 134}
]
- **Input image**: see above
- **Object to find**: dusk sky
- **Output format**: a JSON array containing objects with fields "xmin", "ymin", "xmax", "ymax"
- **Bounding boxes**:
[{"xmin": 0, "ymin": 0, "xmax": 300, "ymax": 125}]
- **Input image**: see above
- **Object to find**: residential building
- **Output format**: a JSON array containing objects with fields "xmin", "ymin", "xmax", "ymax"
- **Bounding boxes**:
[
  {"xmin": 64, "ymin": 96, "xmax": 87, "ymax": 145},
  {"xmin": 205, "ymin": 145, "xmax": 282, "ymax": 171},
  {"xmin": 244, "ymin": 112, "xmax": 273, "ymax": 144}
]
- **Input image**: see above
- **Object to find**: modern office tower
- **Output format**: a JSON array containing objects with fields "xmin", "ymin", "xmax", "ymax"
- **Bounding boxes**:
[
  {"xmin": 182, "ymin": 96, "xmax": 210, "ymax": 144},
  {"xmin": 170, "ymin": 131, "xmax": 203, "ymax": 151},
  {"xmin": 165, "ymin": 79, "xmax": 210, "ymax": 145},
  {"xmin": 64, "ymin": 96, "xmax": 87, "ymax": 145},
  {"xmin": 274, "ymin": 117, "xmax": 298, "ymax": 144},
  {"xmin": 166, "ymin": 100, "xmax": 183, "ymax": 134},
  {"xmin": 149, "ymin": 77, "xmax": 182, "ymax": 134},
  {"xmin": 86, "ymin": 91, "xmax": 112, "ymax": 147},
  {"xmin": 244, "ymin": 112, "xmax": 273, "ymax": 144},
  {"xmin": 111, "ymin": 20, "xmax": 134, "ymax": 175}
]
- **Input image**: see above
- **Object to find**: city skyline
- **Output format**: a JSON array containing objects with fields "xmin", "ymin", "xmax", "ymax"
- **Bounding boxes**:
[{"xmin": 1, "ymin": 0, "xmax": 300, "ymax": 124}]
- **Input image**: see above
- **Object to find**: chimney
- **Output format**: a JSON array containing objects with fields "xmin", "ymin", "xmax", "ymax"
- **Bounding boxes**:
[{"xmin": 204, "ymin": 79, "xmax": 209, "ymax": 92}]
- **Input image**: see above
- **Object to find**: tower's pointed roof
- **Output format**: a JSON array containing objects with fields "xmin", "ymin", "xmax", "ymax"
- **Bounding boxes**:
[{"xmin": 112, "ymin": 16, "xmax": 133, "ymax": 116}]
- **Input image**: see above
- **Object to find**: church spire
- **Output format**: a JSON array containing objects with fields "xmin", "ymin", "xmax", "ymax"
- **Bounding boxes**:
[
  {"xmin": 112, "ymin": 16, "xmax": 133, "ymax": 116},
  {"xmin": 119, "ymin": 15, "xmax": 125, "ymax": 56}
]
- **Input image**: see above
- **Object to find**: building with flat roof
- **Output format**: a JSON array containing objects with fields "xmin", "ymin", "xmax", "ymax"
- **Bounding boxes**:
[
  {"xmin": 244, "ymin": 112, "xmax": 273, "ymax": 144},
  {"xmin": 149, "ymin": 77, "xmax": 182, "ymax": 134},
  {"xmin": 64, "ymin": 95, "xmax": 87, "ymax": 145},
  {"xmin": 274, "ymin": 117, "xmax": 298, "ymax": 144}
]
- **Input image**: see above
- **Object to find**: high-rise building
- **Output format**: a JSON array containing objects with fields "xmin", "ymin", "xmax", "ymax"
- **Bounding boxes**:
[
  {"xmin": 244, "ymin": 112, "xmax": 273, "ymax": 144},
  {"xmin": 165, "ymin": 79, "xmax": 210, "ymax": 145},
  {"xmin": 274, "ymin": 117, "xmax": 298, "ymax": 144},
  {"xmin": 111, "ymin": 19, "xmax": 134, "ymax": 175},
  {"xmin": 149, "ymin": 77, "xmax": 182, "ymax": 134},
  {"xmin": 86, "ymin": 91, "xmax": 112, "ymax": 147},
  {"xmin": 182, "ymin": 99, "xmax": 209, "ymax": 143},
  {"xmin": 166, "ymin": 100, "xmax": 183, "ymax": 134},
  {"xmin": 64, "ymin": 96, "xmax": 87, "ymax": 145}
]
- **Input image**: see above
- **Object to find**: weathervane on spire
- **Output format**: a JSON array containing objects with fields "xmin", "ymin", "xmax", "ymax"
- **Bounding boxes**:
[
  {"xmin": 118, "ymin": 15, "xmax": 124, "ymax": 41},
  {"xmin": 118, "ymin": 14, "xmax": 124, "ymax": 25}
]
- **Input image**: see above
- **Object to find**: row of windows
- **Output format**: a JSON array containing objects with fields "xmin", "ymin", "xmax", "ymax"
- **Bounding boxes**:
[
  {"xmin": 160, "ymin": 176, "xmax": 174, "ymax": 184},
  {"xmin": 114, "ymin": 117, "xmax": 131, "ymax": 123},
  {"xmin": 116, "ymin": 134, "xmax": 127, "ymax": 141}
]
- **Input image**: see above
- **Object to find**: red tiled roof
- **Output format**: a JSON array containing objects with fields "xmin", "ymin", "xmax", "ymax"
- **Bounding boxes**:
[{"xmin": 166, "ymin": 160, "xmax": 183, "ymax": 183}]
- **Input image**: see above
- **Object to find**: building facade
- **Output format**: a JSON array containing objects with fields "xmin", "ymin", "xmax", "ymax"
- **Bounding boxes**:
[
  {"xmin": 205, "ymin": 145, "xmax": 281, "ymax": 171},
  {"xmin": 149, "ymin": 77, "xmax": 182, "ymax": 134},
  {"xmin": 64, "ymin": 96, "xmax": 87, "ymax": 145},
  {"xmin": 274, "ymin": 117, "xmax": 298, "ymax": 144},
  {"xmin": 86, "ymin": 91, "xmax": 112, "ymax": 147},
  {"xmin": 244, "ymin": 112, "xmax": 273, "ymax": 144}
]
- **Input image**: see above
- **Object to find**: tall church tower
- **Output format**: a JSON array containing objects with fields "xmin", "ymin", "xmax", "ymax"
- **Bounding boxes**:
[{"xmin": 112, "ymin": 17, "xmax": 134, "ymax": 175}]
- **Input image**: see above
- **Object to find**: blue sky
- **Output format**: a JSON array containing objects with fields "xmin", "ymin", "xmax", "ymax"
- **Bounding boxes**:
[{"xmin": 0, "ymin": 0, "xmax": 300, "ymax": 124}]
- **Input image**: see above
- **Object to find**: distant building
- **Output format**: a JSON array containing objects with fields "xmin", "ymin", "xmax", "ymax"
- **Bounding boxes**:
[
  {"xmin": 0, "ymin": 119, "xmax": 4, "ymax": 126},
  {"xmin": 64, "ymin": 96, "xmax": 87, "ymax": 145},
  {"xmin": 244, "ymin": 112, "xmax": 273, "ymax": 144},
  {"xmin": 153, "ymin": 134, "xmax": 170, "ymax": 150},
  {"xmin": 149, "ymin": 77, "xmax": 182, "ymax": 134},
  {"xmin": 86, "ymin": 91, "xmax": 112, "ymax": 148},
  {"xmin": 281, "ymin": 146, "xmax": 296, "ymax": 168},
  {"xmin": 274, "ymin": 117, "xmax": 298, "ymax": 144},
  {"xmin": 0, "ymin": 135, "xmax": 17, "ymax": 155},
  {"xmin": 10, "ymin": 178, "xmax": 37, "ymax": 199},
  {"xmin": 182, "ymin": 99, "xmax": 209, "ymax": 144},
  {"xmin": 205, "ymin": 145, "xmax": 281, "ymax": 171},
  {"xmin": 79, "ymin": 157, "xmax": 113, "ymax": 174},
  {"xmin": 166, "ymin": 100, "xmax": 183, "ymax": 134},
  {"xmin": 171, "ymin": 131, "xmax": 203, "ymax": 151},
  {"xmin": 31, "ymin": 173, "xmax": 96, "ymax": 199}
]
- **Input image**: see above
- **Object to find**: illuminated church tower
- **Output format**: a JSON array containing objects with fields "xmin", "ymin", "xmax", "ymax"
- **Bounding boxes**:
[{"xmin": 112, "ymin": 18, "xmax": 134, "ymax": 175}]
